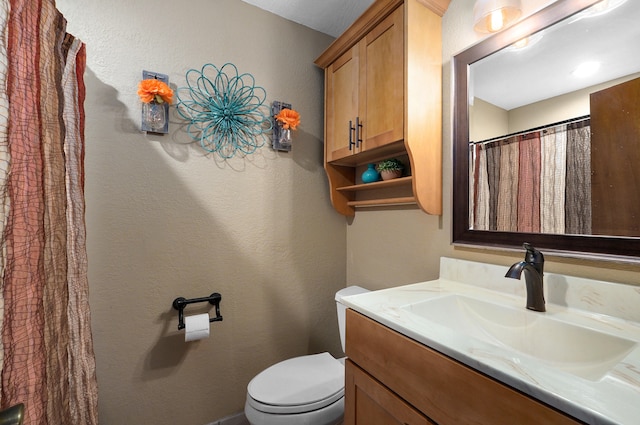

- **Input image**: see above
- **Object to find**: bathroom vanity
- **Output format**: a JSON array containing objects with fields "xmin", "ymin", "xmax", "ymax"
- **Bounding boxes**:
[
  {"xmin": 345, "ymin": 311, "xmax": 579, "ymax": 424},
  {"xmin": 342, "ymin": 258, "xmax": 640, "ymax": 425}
]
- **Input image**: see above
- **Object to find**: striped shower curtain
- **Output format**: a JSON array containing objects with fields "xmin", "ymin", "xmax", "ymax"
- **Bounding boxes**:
[
  {"xmin": 471, "ymin": 119, "xmax": 592, "ymax": 235},
  {"xmin": 0, "ymin": 0, "xmax": 99, "ymax": 424}
]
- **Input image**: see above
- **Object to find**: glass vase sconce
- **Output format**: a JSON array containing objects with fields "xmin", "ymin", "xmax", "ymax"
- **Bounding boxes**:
[
  {"xmin": 141, "ymin": 70, "xmax": 170, "ymax": 134},
  {"xmin": 271, "ymin": 100, "xmax": 293, "ymax": 152}
]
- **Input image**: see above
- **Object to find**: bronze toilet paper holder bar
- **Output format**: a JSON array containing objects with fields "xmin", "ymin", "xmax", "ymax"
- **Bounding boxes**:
[{"xmin": 172, "ymin": 293, "xmax": 223, "ymax": 330}]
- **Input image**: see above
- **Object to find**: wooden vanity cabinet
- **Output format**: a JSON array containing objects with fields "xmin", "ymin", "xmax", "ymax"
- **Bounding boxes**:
[
  {"xmin": 345, "ymin": 310, "xmax": 584, "ymax": 425},
  {"xmin": 315, "ymin": 0, "xmax": 447, "ymax": 216},
  {"xmin": 346, "ymin": 359, "xmax": 436, "ymax": 425}
]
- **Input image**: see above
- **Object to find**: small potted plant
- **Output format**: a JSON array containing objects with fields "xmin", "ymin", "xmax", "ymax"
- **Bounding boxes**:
[{"xmin": 377, "ymin": 158, "xmax": 404, "ymax": 180}]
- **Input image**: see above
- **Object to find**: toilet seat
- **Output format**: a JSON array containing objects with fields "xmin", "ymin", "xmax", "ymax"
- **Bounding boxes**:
[{"xmin": 247, "ymin": 352, "xmax": 344, "ymax": 415}]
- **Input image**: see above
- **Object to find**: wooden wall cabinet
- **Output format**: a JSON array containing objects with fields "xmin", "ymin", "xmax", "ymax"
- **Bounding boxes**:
[
  {"xmin": 315, "ymin": 0, "xmax": 448, "ymax": 216},
  {"xmin": 325, "ymin": 7, "xmax": 404, "ymax": 162},
  {"xmin": 345, "ymin": 310, "xmax": 583, "ymax": 425}
]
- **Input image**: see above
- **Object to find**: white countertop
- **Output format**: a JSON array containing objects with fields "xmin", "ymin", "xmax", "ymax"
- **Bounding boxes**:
[{"xmin": 342, "ymin": 257, "xmax": 640, "ymax": 425}]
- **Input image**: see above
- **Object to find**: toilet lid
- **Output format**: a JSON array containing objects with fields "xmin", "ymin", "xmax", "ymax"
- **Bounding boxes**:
[{"xmin": 247, "ymin": 352, "xmax": 344, "ymax": 414}]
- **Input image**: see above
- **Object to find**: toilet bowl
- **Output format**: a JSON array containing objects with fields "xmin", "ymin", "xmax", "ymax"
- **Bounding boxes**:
[{"xmin": 244, "ymin": 286, "xmax": 369, "ymax": 425}]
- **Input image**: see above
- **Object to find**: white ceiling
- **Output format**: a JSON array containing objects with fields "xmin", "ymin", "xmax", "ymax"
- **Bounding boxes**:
[
  {"xmin": 241, "ymin": 0, "xmax": 375, "ymax": 37},
  {"xmin": 242, "ymin": 0, "xmax": 638, "ymax": 113},
  {"xmin": 472, "ymin": 0, "xmax": 640, "ymax": 110}
]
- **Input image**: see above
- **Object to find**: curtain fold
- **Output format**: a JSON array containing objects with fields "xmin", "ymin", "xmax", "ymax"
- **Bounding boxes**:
[
  {"xmin": 473, "ymin": 144, "xmax": 489, "ymax": 230},
  {"xmin": 517, "ymin": 132, "xmax": 541, "ymax": 233},
  {"xmin": 4, "ymin": 1, "xmax": 48, "ymax": 421},
  {"xmin": 496, "ymin": 138, "xmax": 518, "ymax": 232},
  {"xmin": 0, "ymin": 0, "xmax": 10, "ymax": 405},
  {"xmin": 566, "ymin": 121, "xmax": 592, "ymax": 235},
  {"xmin": 63, "ymin": 38, "xmax": 98, "ymax": 425},
  {"xmin": 0, "ymin": 0, "xmax": 98, "ymax": 424},
  {"xmin": 540, "ymin": 127, "xmax": 567, "ymax": 234},
  {"xmin": 40, "ymin": 1, "xmax": 71, "ymax": 423},
  {"xmin": 485, "ymin": 141, "xmax": 501, "ymax": 230}
]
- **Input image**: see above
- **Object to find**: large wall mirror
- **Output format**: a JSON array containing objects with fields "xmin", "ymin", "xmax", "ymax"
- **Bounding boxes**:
[{"xmin": 453, "ymin": 0, "xmax": 640, "ymax": 259}]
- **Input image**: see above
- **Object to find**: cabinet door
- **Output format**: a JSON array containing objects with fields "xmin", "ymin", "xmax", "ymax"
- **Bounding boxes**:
[
  {"xmin": 345, "ymin": 359, "xmax": 436, "ymax": 425},
  {"xmin": 590, "ymin": 76, "xmax": 640, "ymax": 236},
  {"xmin": 326, "ymin": 45, "xmax": 360, "ymax": 162},
  {"xmin": 360, "ymin": 5, "xmax": 404, "ymax": 151}
]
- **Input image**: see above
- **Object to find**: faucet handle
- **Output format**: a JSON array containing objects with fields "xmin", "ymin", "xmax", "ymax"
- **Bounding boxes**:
[{"xmin": 523, "ymin": 243, "xmax": 544, "ymax": 265}]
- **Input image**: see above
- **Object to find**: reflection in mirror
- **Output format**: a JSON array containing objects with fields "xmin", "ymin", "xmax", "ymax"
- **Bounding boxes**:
[{"xmin": 453, "ymin": 0, "xmax": 640, "ymax": 258}]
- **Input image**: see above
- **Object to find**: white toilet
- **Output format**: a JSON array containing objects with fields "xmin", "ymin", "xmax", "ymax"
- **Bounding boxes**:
[{"xmin": 244, "ymin": 286, "xmax": 369, "ymax": 425}]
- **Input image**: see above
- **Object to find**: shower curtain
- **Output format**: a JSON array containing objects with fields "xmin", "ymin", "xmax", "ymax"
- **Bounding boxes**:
[
  {"xmin": 0, "ymin": 0, "xmax": 98, "ymax": 424},
  {"xmin": 471, "ymin": 119, "xmax": 592, "ymax": 235}
]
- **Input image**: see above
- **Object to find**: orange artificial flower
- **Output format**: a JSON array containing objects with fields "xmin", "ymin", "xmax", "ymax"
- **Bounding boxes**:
[
  {"xmin": 138, "ymin": 79, "xmax": 174, "ymax": 104},
  {"xmin": 275, "ymin": 108, "xmax": 300, "ymax": 130}
]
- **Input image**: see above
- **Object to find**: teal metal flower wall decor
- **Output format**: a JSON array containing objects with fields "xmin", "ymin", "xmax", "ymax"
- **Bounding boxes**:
[{"xmin": 176, "ymin": 63, "xmax": 272, "ymax": 158}]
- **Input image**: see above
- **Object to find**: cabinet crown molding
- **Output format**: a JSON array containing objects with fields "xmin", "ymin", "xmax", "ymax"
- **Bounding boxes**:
[{"xmin": 314, "ymin": 0, "xmax": 450, "ymax": 69}]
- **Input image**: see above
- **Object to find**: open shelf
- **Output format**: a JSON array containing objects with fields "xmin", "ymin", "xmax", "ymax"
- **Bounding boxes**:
[{"xmin": 337, "ymin": 176, "xmax": 413, "ymax": 192}]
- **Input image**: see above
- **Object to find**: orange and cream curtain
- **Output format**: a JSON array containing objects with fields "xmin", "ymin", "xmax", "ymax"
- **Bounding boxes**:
[{"xmin": 0, "ymin": 0, "xmax": 98, "ymax": 424}]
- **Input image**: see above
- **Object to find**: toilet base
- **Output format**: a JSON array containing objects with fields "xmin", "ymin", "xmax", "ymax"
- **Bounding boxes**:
[{"xmin": 244, "ymin": 396, "xmax": 343, "ymax": 425}]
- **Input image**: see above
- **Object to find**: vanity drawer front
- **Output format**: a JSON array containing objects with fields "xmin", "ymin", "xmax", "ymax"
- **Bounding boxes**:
[
  {"xmin": 345, "ymin": 309, "xmax": 583, "ymax": 425},
  {"xmin": 346, "ymin": 359, "xmax": 436, "ymax": 425}
]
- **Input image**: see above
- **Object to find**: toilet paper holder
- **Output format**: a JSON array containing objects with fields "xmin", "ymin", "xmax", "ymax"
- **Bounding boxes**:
[{"xmin": 172, "ymin": 293, "xmax": 223, "ymax": 330}]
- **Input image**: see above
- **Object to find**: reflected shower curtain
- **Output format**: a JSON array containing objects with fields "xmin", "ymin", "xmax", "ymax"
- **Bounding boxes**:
[
  {"xmin": 0, "ymin": 0, "xmax": 98, "ymax": 424},
  {"xmin": 471, "ymin": 120, "xmax": 591, "ymax": 235}
]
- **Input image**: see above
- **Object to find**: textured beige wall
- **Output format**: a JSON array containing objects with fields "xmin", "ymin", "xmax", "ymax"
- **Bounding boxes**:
[
  {"xmin": 508, "ymin": 72, "xmax": 640, "ymax": 133},
  {"xmin": 347, "ymin": 0, "xmax": 640, "ymax": 291},
  {"xmin": 56, "ymin": 1, "xmax": 344, "ymax": 424},
  {"xmin": 469, "ymin": 98, "xmax": 508, "ymax": 141}
]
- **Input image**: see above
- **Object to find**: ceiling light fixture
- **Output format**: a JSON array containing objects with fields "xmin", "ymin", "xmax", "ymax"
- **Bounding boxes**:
[{"xmin": 473, "ymin": 0, "xmax": 522, "ymax": 33}]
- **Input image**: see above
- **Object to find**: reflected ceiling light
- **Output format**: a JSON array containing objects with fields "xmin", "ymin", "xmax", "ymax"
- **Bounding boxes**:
[
  {"xmin": 572, "ymin": 61, "xmax": 601, "ymax": 77},
  {"xmin": 508, "ymin": 32, "xmax": 543, "ymax": 51},
  {"xmin": 571, "ymin": 0, "xmax": 627, "ymax": 22},
  {"xmin": 473, "ymin": 0, "xmax": 522, "ymax": 33},
  {"xmin": 586, "ymin": 0, "xmax": 627, "ymax": 16},
  {"xmin": 512, "ymin": 37, "xmax": 530, "ymax": 48}
]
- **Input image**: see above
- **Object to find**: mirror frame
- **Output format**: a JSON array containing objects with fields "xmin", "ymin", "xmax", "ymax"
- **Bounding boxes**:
[{"xmin": 452, "ymin": 0, "xmax": 640, "ymax": 259}]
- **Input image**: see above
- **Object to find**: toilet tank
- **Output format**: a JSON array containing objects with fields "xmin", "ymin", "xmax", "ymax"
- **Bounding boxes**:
[{"xmin": 335, "ymin": 286, "xmax": 369, "ymax": 354}]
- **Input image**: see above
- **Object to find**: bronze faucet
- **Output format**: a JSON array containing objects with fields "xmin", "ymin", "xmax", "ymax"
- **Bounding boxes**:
[{"xmin": 505, "ymin": 243, "xmax": 545, "ymax": 312}]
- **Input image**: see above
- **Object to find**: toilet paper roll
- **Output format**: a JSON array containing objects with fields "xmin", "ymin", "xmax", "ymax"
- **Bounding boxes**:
[{"xmin": 184, "ymin": 313, "xmax": 210, "ymax": 342}]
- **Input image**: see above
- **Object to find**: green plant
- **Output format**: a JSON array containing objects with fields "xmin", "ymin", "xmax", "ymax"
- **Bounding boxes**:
[{"xmin": 376, "ymin": 158, "xmax": 404, "ymax": 172}]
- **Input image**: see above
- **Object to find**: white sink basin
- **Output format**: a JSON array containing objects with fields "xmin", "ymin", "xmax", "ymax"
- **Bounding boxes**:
[{"xmin": 403, "ymin": 294, "xmax": 637, "ymax": 380}]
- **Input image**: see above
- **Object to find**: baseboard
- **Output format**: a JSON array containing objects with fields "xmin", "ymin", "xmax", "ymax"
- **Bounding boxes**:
[{"xmin": 205, "ymin": 411, "xmax": 249, "ymax": 425}]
